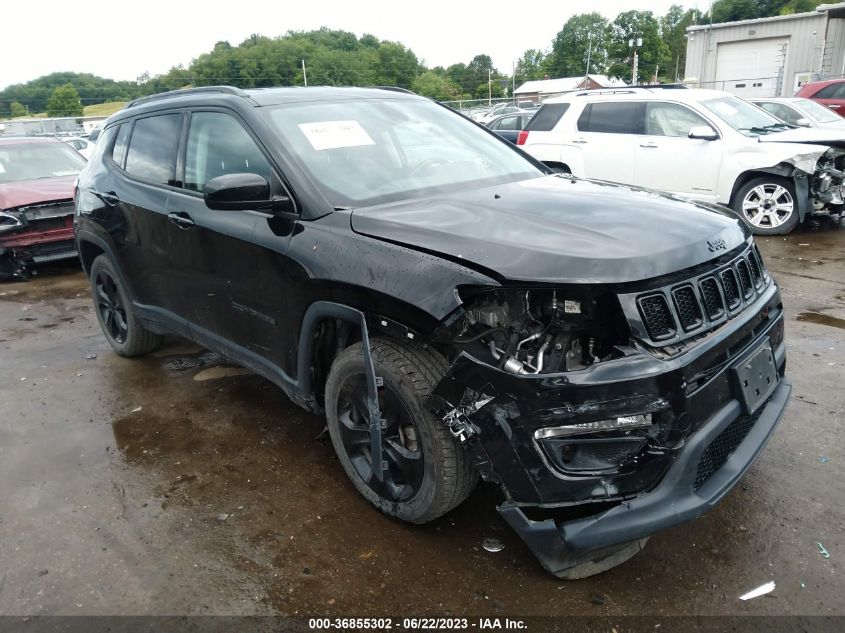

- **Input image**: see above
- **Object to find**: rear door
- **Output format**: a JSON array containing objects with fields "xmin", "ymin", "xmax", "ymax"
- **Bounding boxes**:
[
  {"xmin": 809, "ymin": 83, "xmax": 845, "ymax": 117},
  {"xmin": 634, "ymin": 101, "xmax": 723, "ymax": 200},
  {"xmin": 574, "ymin": 101, "xmax": 643, "ymax": 184},
  {"xmin": 107, "ymin": 113, "xmax": 187, "ymax": 330}
]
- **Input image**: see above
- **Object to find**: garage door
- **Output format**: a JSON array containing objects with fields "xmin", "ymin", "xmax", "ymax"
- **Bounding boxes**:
[{"xmin": 715, "ymin": 38, "xmax": 788, "ymax": 97}]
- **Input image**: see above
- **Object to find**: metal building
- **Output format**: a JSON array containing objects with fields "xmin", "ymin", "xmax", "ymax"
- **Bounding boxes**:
[{"xmin": 684, "ymin": 2, "xmax": 845, "ymax": 98}]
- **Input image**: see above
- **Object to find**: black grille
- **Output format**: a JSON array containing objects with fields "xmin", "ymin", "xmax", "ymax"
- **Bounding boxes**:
[
  {"xmin": 699, "ymin": 277, "xmax": 724, "ymax": 320},
  {"xmin": 672, "ymin": 285, "xmax": 703, "ymax": 331},
  {"xmin": 638, "ymin": 294, "xmax": 675, "ymax": 340},
  {"xmin": 721, "ymin": 269, "xmax": 741, "ymax": 309},
  {"xmin": 694, "ymin": 415, "xmax": 757, "ymax": 490},
  {"xmin": 747, "ymin": 252, "xmax": 762, "ymax": 286},
  {"xmin": 736, "ymin": 260, "xmax": 754, "ymax": 298}
]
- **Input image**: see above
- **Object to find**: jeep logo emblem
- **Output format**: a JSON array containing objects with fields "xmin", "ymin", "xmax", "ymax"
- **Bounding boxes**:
[{"xmin": 707, "ymin": 239, "xmax": 727, "ymax": 252}]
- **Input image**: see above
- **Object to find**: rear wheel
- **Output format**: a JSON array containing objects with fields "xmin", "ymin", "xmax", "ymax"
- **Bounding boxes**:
[
  {"xmin": 325, "ymin": 338, "xmax": 477, "ymax": 524},
  {"xmin": 732, "ymin": 176, "xmax": 800, "ymax": 235},
  {"xmin": 89, "ymin": 255, "xmax": 162, "ymax": 357}
]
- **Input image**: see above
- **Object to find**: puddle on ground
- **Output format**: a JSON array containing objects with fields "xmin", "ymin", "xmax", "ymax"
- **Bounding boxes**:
[
  {"xmin": 795, "ymin": 312, "xmax": 845, "ymax": 330},
  {"xmin": 193, "ymin": 366, "xmax": 253, "ymax": 381}
]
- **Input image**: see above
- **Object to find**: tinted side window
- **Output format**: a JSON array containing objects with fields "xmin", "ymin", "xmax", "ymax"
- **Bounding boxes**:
[
  {"xmin": 124, "ymin": 114, "xmax": 180, "ymax": 185},
  {"xmin": 111, "ymin": 123, "xmax": 131, "ymax": 167},
  {"xmin": 184, "ymin": 112, "xmax": 274, "ymax": 193},
  {"xmin": 493, "ymin": 115, "xmax": 520, "ymax": 131},
  {"xmin": 814, "ymin": 83, "xmax": 845, "ymax": 99},
  {"xmin": 524, "ymin": 104, "xmax": 570, "ymax": 131},
  {"xmin": 578, "ymin": 102, "xmax": 645, "ymax": 134}
]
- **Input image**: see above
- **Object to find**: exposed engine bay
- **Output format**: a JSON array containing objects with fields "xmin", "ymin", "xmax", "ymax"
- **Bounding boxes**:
[
  {"xmin": 448, "ymin": 288, "xmax": 628, "ymax": 375},
  {"xmin": 810, "ymin": 149, "xmax": 845, "ymax": 211}
]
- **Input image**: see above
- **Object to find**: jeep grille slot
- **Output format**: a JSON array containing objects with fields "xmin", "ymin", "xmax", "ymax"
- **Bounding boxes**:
[
  {"xmin": 747, "ymin": 252, "xmax": 763, "ymax": 287},
  {"xmin": 699, "ymin": 277, "xmax": 724, "ymax": 320},
  {"xmin": 720, "ymin": 269, "xmax": 741, "ymax": 310},
  {"xmin": 735, "ymin": 260, "xmax": 754, "ymax": 299},
  {"xmin": 672, "ymin": 285, "xmax": 703, "ymax": 332},
  {"xmin": 638, "ymin": 294, "xmax": 675, "ymax": 340}
]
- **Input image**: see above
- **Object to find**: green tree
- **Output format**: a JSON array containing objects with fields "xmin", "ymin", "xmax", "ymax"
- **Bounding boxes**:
[
  {"xmin": 46, "ymin": 83, "xmax": 83, "ymax": 117},
  {"xmin": 710, "ymin": 0, "xmax": 758, "ymax": 23},
  {"xmin": 660, "ymin": 5, "xmax": 703, "ymax": 81},
  {"xmin": 374, "ymin": 41, "xmax": 420, "ymax": 87},
  {"xmin": 411, "ymin": 71, "xmax": 462, "ymax": 101},
  {"xmin": 10, "ymin": 101, "xmax": 27, "ymax": 118},
  {"xmin": 607, "ymin": 10, "xmax": 669, "ymax": 83},
  {"xmin": 545, "ymin": 13, "xmax": 610, "ymax": 78},
  {"xmin": 515, "ymin": 49, "xmax": 547, "ymax": 82}
]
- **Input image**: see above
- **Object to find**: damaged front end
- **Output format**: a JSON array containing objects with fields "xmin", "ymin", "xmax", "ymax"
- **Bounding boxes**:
[
  {"xmin": 809, "ymin": 148, "xmax": 845, "ymax": 215},
  {"xmin": 0, "ymin": 201, "xmax": 77, "ymax": 279},
  {"xmin": 428, "ymin": 242, "xmax": 791, "ymax": 576}
]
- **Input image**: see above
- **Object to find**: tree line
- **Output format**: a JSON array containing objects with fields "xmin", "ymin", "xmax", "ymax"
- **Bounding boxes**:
[{"xmin": 0, "ymin": 0, "xmax": 828, "ymax": 117}]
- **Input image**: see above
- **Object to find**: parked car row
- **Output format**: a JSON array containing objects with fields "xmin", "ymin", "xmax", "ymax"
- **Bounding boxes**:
[{"xmin": 510, "ymin": 86, "xmax": 845, "ymax": 235}]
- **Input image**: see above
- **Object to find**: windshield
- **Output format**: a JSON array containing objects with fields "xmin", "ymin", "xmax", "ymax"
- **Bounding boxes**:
[
  {"xmin": 795, "ymin": 98, "xmax": 843, "ymax": 124},
  {"xmin": 0, "ymin": 142, "xmax": 87, "ymax": 184},
  {"xmin": 262, "ymin": 98, "xmax": 542, "ymax": 207},
  {"xmin": 701, "ymin": 96, "xmax": 789, "ymax": 137}
]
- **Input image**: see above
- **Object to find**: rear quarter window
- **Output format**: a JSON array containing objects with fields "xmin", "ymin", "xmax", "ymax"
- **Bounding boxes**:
[
  {"xmin": 577, "ymin": 102, "xmax": 645, "ymax": 134},
  {"xmin": 524, "ymin": 104, "xmax": 570, "ymax": 132}
]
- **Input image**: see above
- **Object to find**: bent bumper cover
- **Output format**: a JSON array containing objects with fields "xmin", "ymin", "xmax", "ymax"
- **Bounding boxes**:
[{"xmin": 498, "ymin": 378, "xmax": 790, "ymax": 574}]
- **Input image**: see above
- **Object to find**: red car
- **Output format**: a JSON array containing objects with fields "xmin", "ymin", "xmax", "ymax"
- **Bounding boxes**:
[
  {"xmin": 0, "ymin": 137, "xmax": 87, "ymax": 278},
  {"xmin": 795, "ymin": 79, "xmax": 845, "ymax": 117}
]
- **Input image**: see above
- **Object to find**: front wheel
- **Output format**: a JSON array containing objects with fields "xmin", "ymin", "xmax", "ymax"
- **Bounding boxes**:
[
  {"xmin": 732, "ymin": 176, "xmax": 800, "ymax": 235},
  {"xmin": 324, "ymin": 338, "xmax": 477, "ymax": 524}
]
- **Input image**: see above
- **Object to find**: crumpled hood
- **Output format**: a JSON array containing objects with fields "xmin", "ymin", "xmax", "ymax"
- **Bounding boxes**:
[
  {"xmin": 350, "ymin": 175, "xmax": 747, "ymax": 284},
  {"xmin": 0, "ymin": 176, "xmax": 76, "ymax": 211},
  {"xmin": 759, "ymin": 127, "xmax": 845, "ymax": 150}
]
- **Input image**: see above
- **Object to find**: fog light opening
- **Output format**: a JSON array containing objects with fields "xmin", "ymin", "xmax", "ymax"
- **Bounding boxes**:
[{"xmin": 534, "ymin": 414, "xmax": 654, "ymax": 439}]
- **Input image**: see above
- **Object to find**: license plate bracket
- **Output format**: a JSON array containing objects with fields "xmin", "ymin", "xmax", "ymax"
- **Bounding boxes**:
[{"xmin": 732, "ymin": 341, "xmax": 778, "ymax": 414}]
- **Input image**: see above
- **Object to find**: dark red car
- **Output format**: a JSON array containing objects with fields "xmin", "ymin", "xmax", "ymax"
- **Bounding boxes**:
[
  {"xmin": 0, "ymin": 137, "xmax": 87, "ymax": 278},
  {"xmin": 795, "ymin": 79, "xmax": 845, "ymax": 117}
]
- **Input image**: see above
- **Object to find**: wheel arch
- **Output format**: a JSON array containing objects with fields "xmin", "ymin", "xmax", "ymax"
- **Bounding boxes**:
[{"xmin": 729, "ymin": 164, "xmax": 811, "ymax": 221}]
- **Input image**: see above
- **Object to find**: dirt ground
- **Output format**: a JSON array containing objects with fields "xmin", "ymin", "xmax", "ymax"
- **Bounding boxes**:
[{"xmin": 0, "ymin": 224, "xmax": 843, "ymax": 618}]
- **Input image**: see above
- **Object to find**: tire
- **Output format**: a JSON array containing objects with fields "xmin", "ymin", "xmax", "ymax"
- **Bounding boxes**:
[
  {"xmin": 731, "ymin": 176, "xmax": 800, "ymax": 235},
  {"xmin": 325, "ymin": 337, "xmax": 478, "ymax": 524},
  {"xmin": 89, "ymin": 255, "xmax": 163, "ymax": 357}
]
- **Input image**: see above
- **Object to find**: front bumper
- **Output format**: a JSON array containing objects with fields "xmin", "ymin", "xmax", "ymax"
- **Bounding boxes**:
[
  {"xmin": 497, "ymin": 378, "xmax": 789, "ymax": 574},
  {"xmin": 432, "ymin": 281, "xmax": 789, "ymax": 571}
]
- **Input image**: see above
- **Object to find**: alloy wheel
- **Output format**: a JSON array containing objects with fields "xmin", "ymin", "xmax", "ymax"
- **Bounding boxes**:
[
  {"xmin": 95, "ymin": 270, "xmax": 128, "ymax": 344},
  {"xmin": 741, "ymin": 184, "xmax": 794, "ymax": 229},
  {"xmin": 336, "ymin": 374, "xmax": 425, "ymax": 503}
]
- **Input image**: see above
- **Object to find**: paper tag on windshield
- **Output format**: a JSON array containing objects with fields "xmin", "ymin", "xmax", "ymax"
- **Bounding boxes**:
[{"xmin": 298, "ymin": 120, "xmax": 375, "ymax": 151}]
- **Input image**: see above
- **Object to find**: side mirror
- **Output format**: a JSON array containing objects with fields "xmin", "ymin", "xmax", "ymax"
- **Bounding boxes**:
[
  {"xmin": 203, "ymin": 173, "xmax": 294, "ymax": 215},
  {"xmin": 688, "ymin": 125, "xmax": 719, "ymax": 140},
  {"xmin": 795, "ymin": 117, "xmax": 812, "ymax": 127}
]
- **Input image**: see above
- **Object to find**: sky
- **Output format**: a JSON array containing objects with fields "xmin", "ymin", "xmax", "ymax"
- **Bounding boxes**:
[{"xmin": 0, "ymin": 0, "xmax": 696, "ymax": 89}]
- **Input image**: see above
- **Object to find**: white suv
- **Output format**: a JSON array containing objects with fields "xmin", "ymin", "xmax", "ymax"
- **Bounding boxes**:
[{"xmin": 518, "ymin": 87, "xmax": 845, "ymax": 234}]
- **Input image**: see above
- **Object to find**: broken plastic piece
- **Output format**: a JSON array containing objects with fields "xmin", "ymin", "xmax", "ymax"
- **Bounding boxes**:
[
  {"xmin": 739, "ymin": 581, "xmax": 775, "ymax": 600},
  {"xmin": 819, "ymin": 456, "xmax": 829, "ymax": 463},
  {"xmin": 482, "ymin": 537, "xmax": 504, "ymax": 553},
  {"xmin": 817, "ymin": 542, "xmax": 830, "ymax": 558}
]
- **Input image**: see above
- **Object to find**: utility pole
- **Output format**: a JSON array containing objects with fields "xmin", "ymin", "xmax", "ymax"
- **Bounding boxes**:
[
  {"xmin": 302, "ymin": 59, "xmax": 308, "ymax": 87},
  {"xmin": 512, "ymin": 61, "xmax": 516, "ymax": 102},
  {"xmin": 674, "ymin": 53, "xmax": 680, "ymax": 83},
  {"xmin": 488, "ymin": 68, "xmax": 492, "ymax": 105},
  {"xmin": 629, "ymin": 35, "xmax": 642, "ymax": 85},
  {"xmin": 585, "ymin": 31, "xmax": 593, "ymax": 81}
]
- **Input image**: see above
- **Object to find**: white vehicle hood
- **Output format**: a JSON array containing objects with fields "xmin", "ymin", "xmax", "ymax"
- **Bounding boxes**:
[{"xmin": 759, "ymin": 127, "xmax": 845, "ymax": 150}]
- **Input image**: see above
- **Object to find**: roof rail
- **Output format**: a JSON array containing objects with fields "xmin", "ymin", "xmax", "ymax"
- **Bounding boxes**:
[
  {"xmin": 627, "ymin": 83, "xmax": 689, "ymax": 90},
  {"xmin": 575, "ymin": 89, "xmax": 638, "ymax": 97},
  {"xmin": 126, "ymin": 86, "xmax": 249, "ymax": 109},
  {"xmin": 369, "ymin": 86, "xmax": 416, "ymax": 94}
]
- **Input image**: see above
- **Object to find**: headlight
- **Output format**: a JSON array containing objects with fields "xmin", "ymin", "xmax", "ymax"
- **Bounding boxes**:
[{"xmin": 0, "ymin": 211, "xmax": 23, "ymax": 234}]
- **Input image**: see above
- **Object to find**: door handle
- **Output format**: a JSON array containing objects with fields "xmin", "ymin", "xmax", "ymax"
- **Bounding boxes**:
[
  {"xmin": 572, "ymin": 138, "xmax": 588, "ymax": 144},
  {"xmin": 639, "ymin": 142, "xmax": 659, "ymax": 148},
  {"xmin": 168, "ymin": 212, "xmax": 196, "ymax": 229}
]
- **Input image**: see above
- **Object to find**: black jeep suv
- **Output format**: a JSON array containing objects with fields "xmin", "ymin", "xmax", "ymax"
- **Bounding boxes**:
[{"xmin": 74, "ymin": 86, "xmax": 790, "ymax": 578}]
